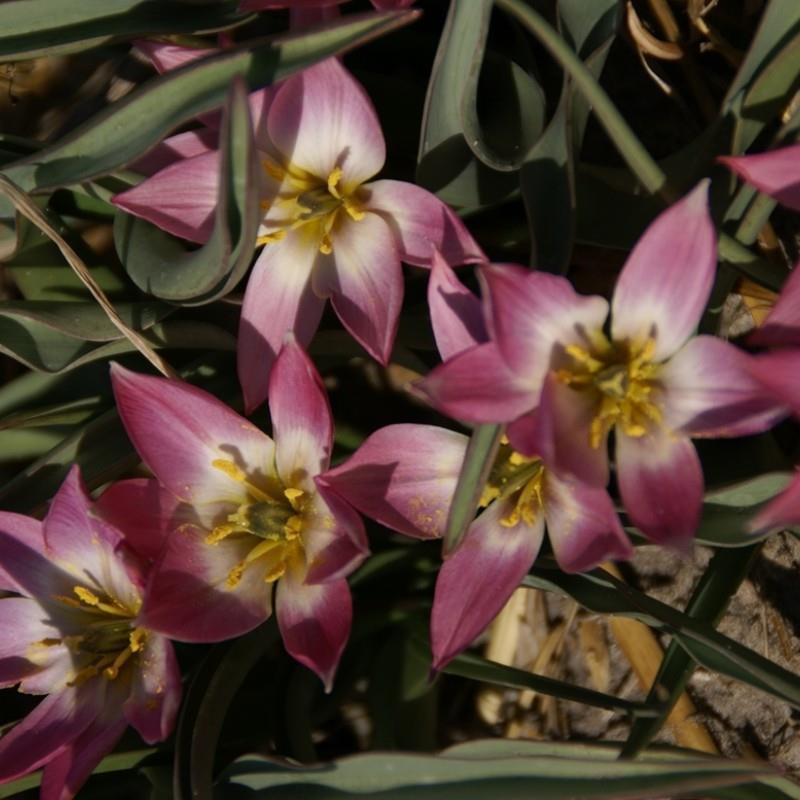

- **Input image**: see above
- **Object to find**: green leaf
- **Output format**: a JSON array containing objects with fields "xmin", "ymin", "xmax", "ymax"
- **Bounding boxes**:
[
  {"xmin": 114, "ymin": 77, "xmax": 260, "ymax": 304},
  {"xmin": 216, "ymin": 741, "xmax": 783, "ymax": 799},
  {"xmin": 0, "ymin": 9, "xmax": 419, "ymax": 197},
  {"xmin": 523, "ymin": 565, "xmax": 800, "ymax": 711},
  {"xmin": 0, "ymin": 0, "xmax": 248, "ymax": 62},
  {"xmin": 0, "ymin": 300, "xmax": 170, "ymax": 372},
  {"xmin": 443, "ymin": 423, "xmax": 503, "ymax": 555},
  {"xmin": 443, "ymin": 651, "xmax": 660, "ymax": 717}
]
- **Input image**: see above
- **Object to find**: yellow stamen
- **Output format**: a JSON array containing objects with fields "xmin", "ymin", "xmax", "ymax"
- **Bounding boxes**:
[
  {"xmin": 284, "ymin": 487, "xmax": 305, "ymax": 509},
  {"xmin": 342, "ymin": 197, "xmax": 365, "ymax": 221},
  {"xmin": 327, "ymin": 166, "xmax": 343, "ymax": 199},
  {"xmin": 284, "ymin": 515, "xmax": 303, "ymax": 539},
  {"xmin": 256, "ymin": 230, "xmax": 286, "ymax": 247},
  {"xmin": 73, "ymin": 586, "xmax": 100, "ymax": 606},
  {"xmin": 206, "ymin": 523, "xmax": 242, "ymax": 545},
  {"xmin": 319, "ymin": 234, "xmax": 333, "ymax": 255},
  {"xmin": 226, "ymin": 561, "xmax": 246, "ymax": 589},
  {"xmin": 262, "ymin": 159, "xmax": 285, "ymax": 181},
  {"xmin": 211, "ymin": 459, "xmax": 275, "ymax": 503}
]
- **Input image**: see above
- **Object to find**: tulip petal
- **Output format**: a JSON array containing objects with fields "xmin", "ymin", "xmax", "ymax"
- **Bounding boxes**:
[
  {"xmin": 112, "ymin": 150, "xmax": 219, "ymax": 244},
  {"xmin": 320, "ymin": 424, "xmax": 468, "ymax": 539},
  {"xmin": 617, "ymin": 429, "xmax": 703, "ymax": 549},
  {"xmin": 431, "ymin": 498, "xmax": 544, "ymax": 671},
  {"xmin": 365, "ymin": 179, "xmax": 485, "ymax": 266},
  {"xmin": 719, "ymin": 144, "xmax": 800, "ymax": 213},
  {"xmin": 40, "ymin": 683, "xmax": 128, "ymax": 800},
  {"xmin": 746, "ymin": 349, "xmax": 800, "ymax": 416},
  {"xmin": 0, "ymin": 597, "xmax": 64, "ymax": 688},
  {"xmin": 0, "ymin": 512, "xmax": 50, "ymax": 596},
  {"xmin": 124, "ymin": 635, "xmax": 181, "ymax": 743},
  {"xmin": 238, "ymin": 233, "xmax": 325, "ymax": 413},
  {"xmin": 44, "ymin": 466, "xmax": 144, "ymax": 608},
  {"xmin": 749, "ymin": 472, "xmax": 800, "ymax": 533},
  {"xmin": 304, "ymin": 482, "xmax": 369, "ymax": 584},
  {"xmin": 134, "ymin": 41, "xmax": 212, "ymax": 73},
  {"xmin": 276, "ymin": 568, "xmax": 352, "ymax": 692},
  {"xmin": 313, "ymin": 213, "xmax": 403, "ymax": 365},
  {"xmin": 480, "ymin": 263, "xmax": 609, "ymax": 383},
  {"xmin": 0, "ymin": 682, "xmax": 103, "ymax": 783},
  {"xmin": 416, "ymin": 342, "xmax": 538, "ymax": 423},
  {"xmin": 542, "ymin": 471, "xmax": 631, "ymax": 572},
  {"xmin": 132, "ymin": 128, "xmax": 217, "ymax": 176},
  {"xmin": 269, "ymin": 337, "xmax": 333, "ymax": 489},
  {"xmin": 749, "ymin": 266, "xmax": 800, "ymax": 347},
  {"xmin": 140, "ymin": 521, "xmax": 271, "ymax": 642},
  {"xmin": 611, "ymin": 181, "xmax": 715, "ymax": 360},
  {"xmin": 95, "ymin": 479, "xmax": 179, "ymax": 563},
  {"xmin": 111, "ymin": 364, "xmax": 276, "ymax": 517},
  {"xmin": 267, "ymin": 58, "xmax": 385, "ymax": 188},
  {"xmin": 659, "ymin": 335, "xmax": 788, "ymax": 436},
  {"xmin": 427, "ymin": 252, "xmax": 487, "ymax": 360}
]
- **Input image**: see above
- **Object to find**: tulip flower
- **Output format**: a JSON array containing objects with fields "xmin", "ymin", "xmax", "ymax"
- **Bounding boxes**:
[
  {"xmin": 321, "ymin": 255, "xmax": 631, "ymax": 669},
  {"xmin": 0, "ymin": 467, "xmax": 180, "ymax": 800},
  {"xmin": 110, "ymin": 338, "xmax": 368, "ymax": 689},
  {"xmin": 113, "ymin": 58, "xmax": 483, "ymax": 411},
  {"xmin": 719, "ymin": 143, "xmax": 800, "ymax": 213},
  {"xmin": 419, "ymin": 183, "xmax": 786, "ymax": 548}
]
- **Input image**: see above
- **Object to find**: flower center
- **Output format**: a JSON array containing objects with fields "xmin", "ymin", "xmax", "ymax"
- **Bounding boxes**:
[
  {"xmin": 206, "ymin": 459, "xmax": 306, "ymax": 588},
  {"xmin": 49, "ymin": 586, "xmax": 146, "ymax": 686},
  {"xmin": 480, "ymin": 439, "xmax": 546, "ymax": 528},
  {"xmin": 556, "ymin": 335, "xmax": 662, "ymax": 447},
  {"xmin": 258, "ymin": 161, "xmax": 366, "ymax": 254}
]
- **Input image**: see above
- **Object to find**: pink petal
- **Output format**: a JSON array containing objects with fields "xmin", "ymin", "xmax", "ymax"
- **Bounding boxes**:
[
  {"xmin": 132, "ymin": 128, "xmax": 217, "ymax": 176},
  {"xmin": 719, "ymin": 144, "xmax": 800, "ymax": 212},
  {"xmin": 320, "ymin": 424, "xmax": 468, "ymax": 540},
  {"xmin": 364, "ymin": 179, "xmax": 485, "ymax": 267},
  {"xmin": 0, "ymin": 512, "xmax": 50, "ymax": 596},
  {"xmin": 0, "ymin": 682, "xmax": 103, "ymax": 783},
  {"xmin": 427, "ymin": 251, "xmax": 487, "ymax": 360},
  {"xmin": 124, "ymin": 634, "xmax": 181, "ymax": 743},
  {"xmin": 269, "ymin": 336, "xmax": 333, "ymax": 489},
  {"xmin": 430, "ymin": 497, "xmax": 544, "ymax": 671},
  {"xmin": 416, "ymin": 342, "xmax": 539, "ymax": 423},
  {"xmin": 314, "ymin": 213, "xmax": 403, "ymax": 365},
  {"xmin": 240, "ymin": 0, "xmax": 346, "ymax": 9},
  {"xmin": 659, "ymin": 335, "xmax": 788, "ymax": 437},
  {"xmin": 238, "ymin": 233, "xmax": 326, "ymax": 413},
  {"xmin": 95, "ymin": 479, "xmax": 179, "ymax": 563},
  {"xmin": 276, "ymin": 568, "xmax": 352, "ymax": 692},
  {"xmin": 542, "ymin": 471, "xmax": 631, "ymax": 572},
  {"xmin": 746, "ymin": 349, "xmax": 800, "ymax": 417},
  {"xmin": 749, "ymin": 472, "xmax": 800, "ymax": 533},
  {"xmin": 303, "ymin": 482, "xmax": 369, "ymax": 583},
  {"xmin": 267, "ymin": 58, "xmax": 385, "ymax": 188},
  {"xmin": 135, "ymin": 41, "xmax": 214, "ymax": 73},
  {"xmin": 140, "ymin": 520, "xmax": 271, "ymax": 642},
  {"xmin": 480, "ymin": 263, "xmax": 609, "ymax": 383},
  {"xmin": 372, "ymin": 0, "xmax": 416, "ymax": 7},
  {"xmin": 516, "ymin": 373, "xmax": 609, "ymax": 487},
  {"xmin": 111, "ymin": 364, "xmax": 276, "ymax": 514},
  {"xmin": 289, "ymin": 4, "xmax": 341, "ymax": 26},
  {"xmin": 44, "ymin": 466, "xmax": 144, "ymax": 609},
  {"xmin": 0, "ymin": 597, "xmax": 64, "ymax": 688},
  {"xmin": 749, "ymin": 266, "xmax": 800, "ymax": 347},
  {"xmin": 616, "ymin": 429, "xmax": 703, "ymax": 550},
  {"xmin": 611, "ymin": 181, "xmax": 716, "ymax": 360},
  {"xmin": 39, "ymin": 683, "xmax": 128, "ymax": 800},
  {"xmin": 112, "ymin": 150, "xmax": 219, "ymax": 244}
]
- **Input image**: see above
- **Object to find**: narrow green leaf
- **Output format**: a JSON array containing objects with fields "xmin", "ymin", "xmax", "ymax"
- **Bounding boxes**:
[
  {"xmin": 443, "ymin": 423, "xmax": 503, "ymax": 555},
  {"xmin": 0, "ymin": 0, "xmax": 247, "ymax": 61},
  {"xmin": 1, "ymin": 10, "xmax": 419, "ymax": 197},
  {"xmin": 444, "ymin": 651, "xmax": 660, "ymax": 717},
  {"xmin": 115, "ymin": 77, "xmax": 260, "ymax": 304}
]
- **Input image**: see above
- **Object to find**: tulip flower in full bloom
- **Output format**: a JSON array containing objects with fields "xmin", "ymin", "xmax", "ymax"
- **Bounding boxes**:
[
  {"xmin": 110, "ymin": 338, "xmax": 368, "ymax": 689},
  {"xmin": 0, "ymin": 467, "xmax": 180, "ymax": 800},
  {"xmin": 114, "ymin": 58, "xmax": 483, "ymax": 411},
  {"xmin": 321, "ymin": 255, "xmax": 631, "ymax": 670},
  {"xmin": 419, "ymin": 183, "xmax": 786, "ymax": 548}
]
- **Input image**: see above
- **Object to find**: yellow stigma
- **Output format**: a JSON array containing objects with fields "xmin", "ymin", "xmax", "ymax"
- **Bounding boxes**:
[
  {"xmin": 558, "ymin": 336, "xmax": 662, "ymax": 448},
  {"xmin": 327, "ymin": 166, "xmax": 344, "ymax": 199}
]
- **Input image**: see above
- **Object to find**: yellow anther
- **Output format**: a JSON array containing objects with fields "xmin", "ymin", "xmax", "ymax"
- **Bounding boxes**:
[
  {"xmin": 319, "ymin": 234, "xmax": 333, "ymax": 255},
  {"xmin": 226, "ymin": 561, "xmax": 246, "ymax": 589},
  {"xmin": 262, "ymin": 159, "xmax": 285, "ymax": 181},
  {"xmin": 103, "ymin": 646, "xmax": 135, "ymax": 680},
  {"xmin": 259, "ymin": 199, "xmax": 271, "ymax": 210},
  {"xmin": 129, "ymin": 628, "xmax": 147, "ymax": 653},
  {"xmin": 565, "ymin": 344, "xmax": 604, "ymax": 372},
  {"xmin": 206, "ymin": 523, "xmax": 241, "ymax": 545},
  {"xmin": 479, "ymin": 484, "xmax": 501, "ymax": 508},
  {"xmin": 343, "ymin": 197, "xmax": 365, "ymax": 221},
  {"xmin": 74, "ymin": 586, "xmax": 100, "ymax": 606},
  {"xmin": 284, "ymin": 487, "xmax": 305, "ymax": 509},
  {"xmin": 284, "ymin": 515, "xmax": 303, "ymax": 539},
  {"xmin": 256, "ymin": 230, "xmax": 286, "ymax": 247},
  {"xmin": 245, "ymin": 539, "xmax": 281, "ymax": 564},
  {"xmin": 264, "ymin": 559, "xmax": 287, "ymax": 583},
  {"xmin": 327, "ymin": 166, "xmax": 343, "ymax": 199},
  {"xmin": 211, "ymin": 459, "xmax": 274, "ymax": 503}
]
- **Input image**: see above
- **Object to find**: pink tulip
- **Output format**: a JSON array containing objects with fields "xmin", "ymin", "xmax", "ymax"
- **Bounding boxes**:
[
  {"xmin": 719, "ymin": 143, "xmax": 800, "ymax": 214},
  {"xmin": 0, "ymin": 467, "xmax": 180, "ymax": 800},
  {"xmin": 418, "ymin": 183, "xmax": 786, "ymax": 549},
  {"xmin": 110, "ymin": 338, "xmax": 368, "ymax": 689},
  {"xmin": 113, "ymin": 58, "xmax": 483, "ymax": 411}
]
